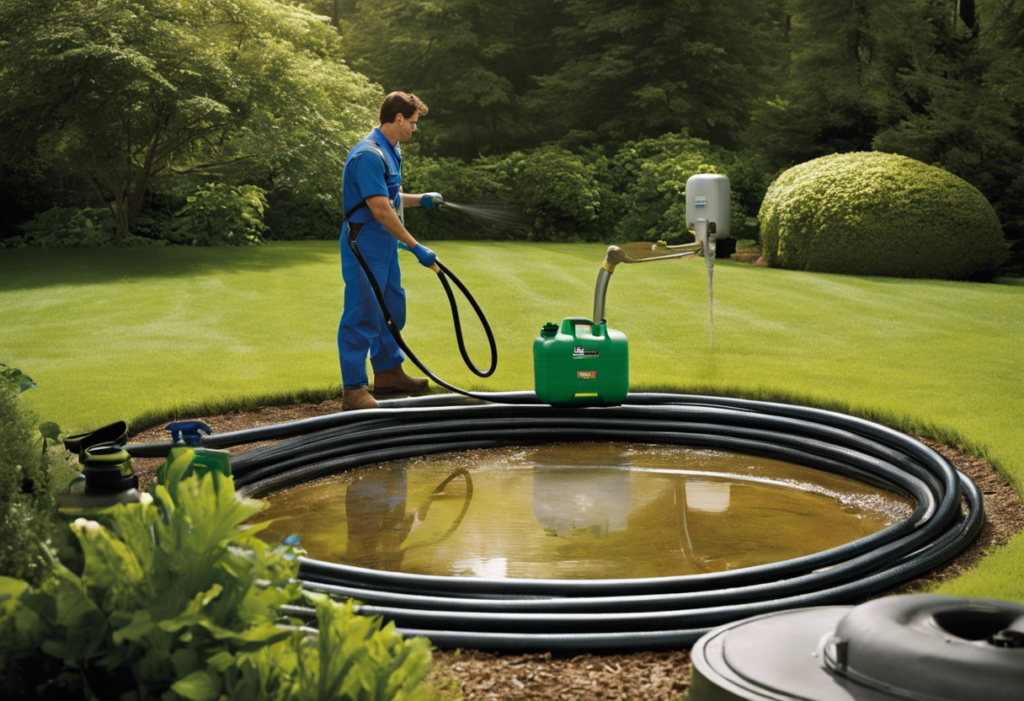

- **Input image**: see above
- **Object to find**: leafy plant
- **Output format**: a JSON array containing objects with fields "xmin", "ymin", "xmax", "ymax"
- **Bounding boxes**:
[
  {"xmin": 9, "ymin": 208, "xmax": 162, "ymax": 249},
  {"xmin": 0, "ymin": 451, "xmax": 436, "ymax": 700},
  {"xmin": 264, "ymin": 191, "xmax": 344, "ymax": 242},
  {"xmin": 0, "ymin": 366, "xmax": 77, "ymax": 590},
  {"xmin": 498, "ymin": 146, "xmax": 612, "ymax": 241},
  {"xmin": 403, "ymin": 148, "xmax": 524, "ymax": 241},
  {"xmin": 0, "ymin": 362, "xmax": 36, "ymax": 393},
  {"xmin": 610, "ymin": 134, "xmax": 721, "ymax": 244},
  {"xmin": 162, "ymin": 184, "xmax": 270, "ymax": 246}
]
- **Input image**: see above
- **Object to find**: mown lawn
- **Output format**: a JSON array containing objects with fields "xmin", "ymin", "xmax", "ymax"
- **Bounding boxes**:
[{"xmin": 2, "ymin": 240, "xmax": 1022, "ymax": 599}]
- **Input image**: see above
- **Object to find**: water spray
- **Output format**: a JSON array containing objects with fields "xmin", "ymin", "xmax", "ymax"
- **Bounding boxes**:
[
  {"xmin": 418, "ymin": 194, "xmax": 529, "ymax": 233},
  {"xmin": 441, "ymin": 201, "xmax": 528, "ymax": 231}
]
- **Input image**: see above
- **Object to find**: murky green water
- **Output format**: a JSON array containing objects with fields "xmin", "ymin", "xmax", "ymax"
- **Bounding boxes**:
[{"xmin": 255, "ymin": 443, "xmax": 913, "ymax": 580}]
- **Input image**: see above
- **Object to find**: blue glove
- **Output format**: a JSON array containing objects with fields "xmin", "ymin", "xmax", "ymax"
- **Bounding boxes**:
[
  {"xmin": 398, "ymin": 241, "xmax": 413, "ymax": 252},
  {"xmin": 420, "ymin": 192, "xmax": 443, "ymax": 210},
  {"xmin": 412, "ymin": 243, "xmax": 437, "ymax": 268}
]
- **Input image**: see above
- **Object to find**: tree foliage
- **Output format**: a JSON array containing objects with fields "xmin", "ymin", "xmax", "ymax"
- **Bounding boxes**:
[
  {"xmin": 2, "ymin": 0, "xmax": 1022, "ymax": 266},
  {"xmin": 335, "ymin": 0, "xmax": 567, "ymax": 159},
  {"xmin": 745, "ymin": 0, "xmax": 1023, "ymax": 263},
  {"xmin": 0, "ymin": 0, "xmax": 380, "ymax": 238},
  {"xmin": 532, "ymin": 0, "xmax": 784, "ymax": 150}
]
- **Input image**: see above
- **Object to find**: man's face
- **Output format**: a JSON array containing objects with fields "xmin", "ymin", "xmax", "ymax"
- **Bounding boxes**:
[{"xmin": 395, "ymin": 111, "xmax": 419, "ymax": 141}]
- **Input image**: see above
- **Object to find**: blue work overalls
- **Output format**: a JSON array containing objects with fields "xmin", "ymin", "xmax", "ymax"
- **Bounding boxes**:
[{"xmin": 337, "ymin": 128, "xmax": 406, "ymax": 388}]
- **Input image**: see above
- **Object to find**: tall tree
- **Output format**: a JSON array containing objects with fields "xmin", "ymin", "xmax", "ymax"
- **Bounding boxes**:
[
  {"xmin": 335, "ymin": 0, "xmax": 568, "ymax": 158},
  {"xmin": 746, "ymin": 0, "xmax": 905, "ymax": 164},
  {"xmin": 873, "ymin": 0, "xmax": 1024, "ymax": 256},
  {"xmin": 0, "ymin": 0, "xmax": 379, "ymax": 237},
  {"xmin": 529, "ymin": 0, "xmax": 786, "ymax": 150}
]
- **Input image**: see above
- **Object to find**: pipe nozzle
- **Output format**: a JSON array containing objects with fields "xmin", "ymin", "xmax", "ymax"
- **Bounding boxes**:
[{"xmin": 603, "ymin": 245, "xmax": 632, "ymax": 271}]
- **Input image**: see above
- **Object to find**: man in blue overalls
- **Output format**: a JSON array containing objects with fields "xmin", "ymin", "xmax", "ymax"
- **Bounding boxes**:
[{"xmin": 339, "ymin": 92, "xmax": 442, "ymax": 411}]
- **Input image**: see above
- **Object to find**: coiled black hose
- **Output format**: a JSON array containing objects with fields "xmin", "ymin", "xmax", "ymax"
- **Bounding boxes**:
[{"xmin": 126, "ymin": 393, "xmax": 983, "ymax": 652}]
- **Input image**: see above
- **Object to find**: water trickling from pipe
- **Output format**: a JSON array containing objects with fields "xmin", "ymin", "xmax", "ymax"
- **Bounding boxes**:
[{"xmin": 707, "ymin": 266, "xmax": 714, "ymax": 347}]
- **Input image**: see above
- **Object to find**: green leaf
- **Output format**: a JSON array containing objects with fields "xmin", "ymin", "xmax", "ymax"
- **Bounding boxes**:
[
  {"xmin": 112, "ymin": 608, "xmax": 155, "ymax": 644},
  {"xmin": 171, "ymin": 647, "xmax": 201, "ymax": 678},
  {"xmin": 0, "ymin": 576, "xmax": 30, "ymax": 606},
  {"xmin": 205, "ymin": 650, "xmax": 235, "ymax": 673},
  {"xmin": 171, "ymin": 669, "xmax": 220, "ymax": 701}
]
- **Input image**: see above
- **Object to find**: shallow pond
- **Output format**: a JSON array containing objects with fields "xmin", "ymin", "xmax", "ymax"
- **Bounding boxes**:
[{"xmin": 255, "ymin": 442, "xmax": 913, "ymax": 580}]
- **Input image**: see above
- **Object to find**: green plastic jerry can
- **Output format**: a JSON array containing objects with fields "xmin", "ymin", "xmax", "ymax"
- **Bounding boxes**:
[{"xmin": 533, "ymin": 317, "xmax": 629, "ymax": 405}]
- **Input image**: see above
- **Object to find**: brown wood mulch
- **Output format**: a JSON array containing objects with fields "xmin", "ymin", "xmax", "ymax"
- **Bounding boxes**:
[{"xmin": 128, "ymin": 399, "xmax": 1023, "ymax": 701}]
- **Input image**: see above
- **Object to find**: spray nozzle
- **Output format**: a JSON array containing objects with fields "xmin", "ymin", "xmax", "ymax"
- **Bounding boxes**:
[
  {"xmin": 420, "ymin": 192, "xmax": 444, "ymax": 210},
  {"xmin": 166, "ymin": 420, "xmax": 213, "ymax": 446}
]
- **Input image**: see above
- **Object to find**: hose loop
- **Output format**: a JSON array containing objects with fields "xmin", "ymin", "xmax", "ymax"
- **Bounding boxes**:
[
  {"xmin": 131, "ymin": 393, "xmax": 984, "ymax": 652},
  {"xmin": 348, "ymin": 232, "xmax": 502, "ymax": 398}
]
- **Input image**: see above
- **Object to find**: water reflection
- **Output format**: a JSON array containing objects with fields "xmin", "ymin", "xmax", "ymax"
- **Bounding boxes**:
[
  {"xmin": 336, "ymin": 465, "xmax": 473, "ymax": 569},
  {"xmin": 256, "ymin": 443, "xmax": 914, "ymax": 580},
  {"xmin": 532, "ymin": 443, "xmax": 631, "ymax": 538}
]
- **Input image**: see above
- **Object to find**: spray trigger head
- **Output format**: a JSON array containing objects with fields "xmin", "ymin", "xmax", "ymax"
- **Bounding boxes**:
[
  {"xmin": 166, "ymin": 421, "xmax": 213, "ymax": 446},
  {"xmin": 420, "ymin": 192, "xmax": 444, "ymax": 210}
]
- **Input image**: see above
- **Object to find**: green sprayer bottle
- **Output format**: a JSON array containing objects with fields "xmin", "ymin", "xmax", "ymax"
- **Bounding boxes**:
[
  {"xmin": 534, "ymin": 317, "xmax": 629, "ymax": 405},
  {"xmin": 156, "ymin": 421, "xmax": 232, "ymax": 485}
]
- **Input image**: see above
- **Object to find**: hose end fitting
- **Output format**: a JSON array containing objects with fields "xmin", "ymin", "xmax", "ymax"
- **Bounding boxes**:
[{"xmin": 604, "ymin": 245, "xmax": 630, "ymax": 271}]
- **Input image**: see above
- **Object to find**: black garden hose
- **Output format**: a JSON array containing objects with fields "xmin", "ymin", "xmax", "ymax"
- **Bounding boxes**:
[
  {"xmin": 126, "ymin": 393, "xmax": 984, "ymax": 652},
  {"xmin": 347, "ymin": 224, "xmax": 534, "ymax": 402}
]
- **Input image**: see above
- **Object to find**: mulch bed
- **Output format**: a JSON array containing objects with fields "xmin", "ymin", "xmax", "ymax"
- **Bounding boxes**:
[{"xmin": 128, "ymin": 398, "xmax": 1023, "ymax": 701}]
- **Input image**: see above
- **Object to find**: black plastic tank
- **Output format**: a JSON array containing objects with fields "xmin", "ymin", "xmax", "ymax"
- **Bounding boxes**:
[{"xmin": 689, "ymin": 594, "xmax": 1024, "ymax": 701}]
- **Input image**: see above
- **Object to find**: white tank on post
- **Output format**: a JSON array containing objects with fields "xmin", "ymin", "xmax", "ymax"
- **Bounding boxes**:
[{"xmin": 686, "ymin": 174, "xmax": 730, "ymax": 237}]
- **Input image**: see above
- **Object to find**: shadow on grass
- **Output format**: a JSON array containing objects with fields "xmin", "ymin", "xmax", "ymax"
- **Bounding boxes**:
[{"xmin": 0, "ymin": 241, "xmax": 339, "ymax": 292}]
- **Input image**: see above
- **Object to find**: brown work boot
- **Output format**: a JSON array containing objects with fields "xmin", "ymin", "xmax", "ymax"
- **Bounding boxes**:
[
  {"xmin": 342, "ymin": 386, "xmax": 379, "ymax": 411},
  {"xmin": 373, "ymin": 362, "xmax": 429, "ymax": 395}
]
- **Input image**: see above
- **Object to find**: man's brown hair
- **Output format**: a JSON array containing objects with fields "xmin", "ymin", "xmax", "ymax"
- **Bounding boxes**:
[{"xmin": 379, "ymin": 92, "xmax": 428, "ymax": 124}]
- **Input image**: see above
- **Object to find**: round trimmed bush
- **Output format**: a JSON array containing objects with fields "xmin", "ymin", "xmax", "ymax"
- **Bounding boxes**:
[{"xmin": 758, "ymin": 152, "xmax": 1007, "ymax": 279}]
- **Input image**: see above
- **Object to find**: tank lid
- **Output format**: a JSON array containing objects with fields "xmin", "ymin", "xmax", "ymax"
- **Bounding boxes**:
[
  {"xmin": 690, "ymin": 596, "xmax": 1024, "ymax": 701},
  {"xmin": 826, "ymin": 594, "xmax": 1024, "ymax": 701}
]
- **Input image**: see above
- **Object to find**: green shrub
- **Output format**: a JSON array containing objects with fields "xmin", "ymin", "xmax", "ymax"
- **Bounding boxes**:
[
  {"xmin": 264, "ymin": 191, "xmax": 343, "ymax": 241},
  {"xmin": 758, "ymin": 152, "xmax": 1008, "ymax": 279},
  {"xmin": 497, "ymin": 146, "xmax": 612, "ymax": 241},
  {"xmin": 403, "ymin": 153, "xmax": 523, "ymax": 241},
  {"xmin": 161, "ymin": 184, "xmax": 270, "ymax": 246},
  {"xmin": 610, "ymin": 134, "xmax": 721, "ymax": 244},
  {"xmin": 9, "ymin": 207, "xmax": 162, "ymax": 249},
  {"xmin": 0, "ymin": 453, "xmax": 436, "ymax": 700},
  {"xmin": 0, "ymin": 366, "xmax": 77, "ymax": 587}
]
